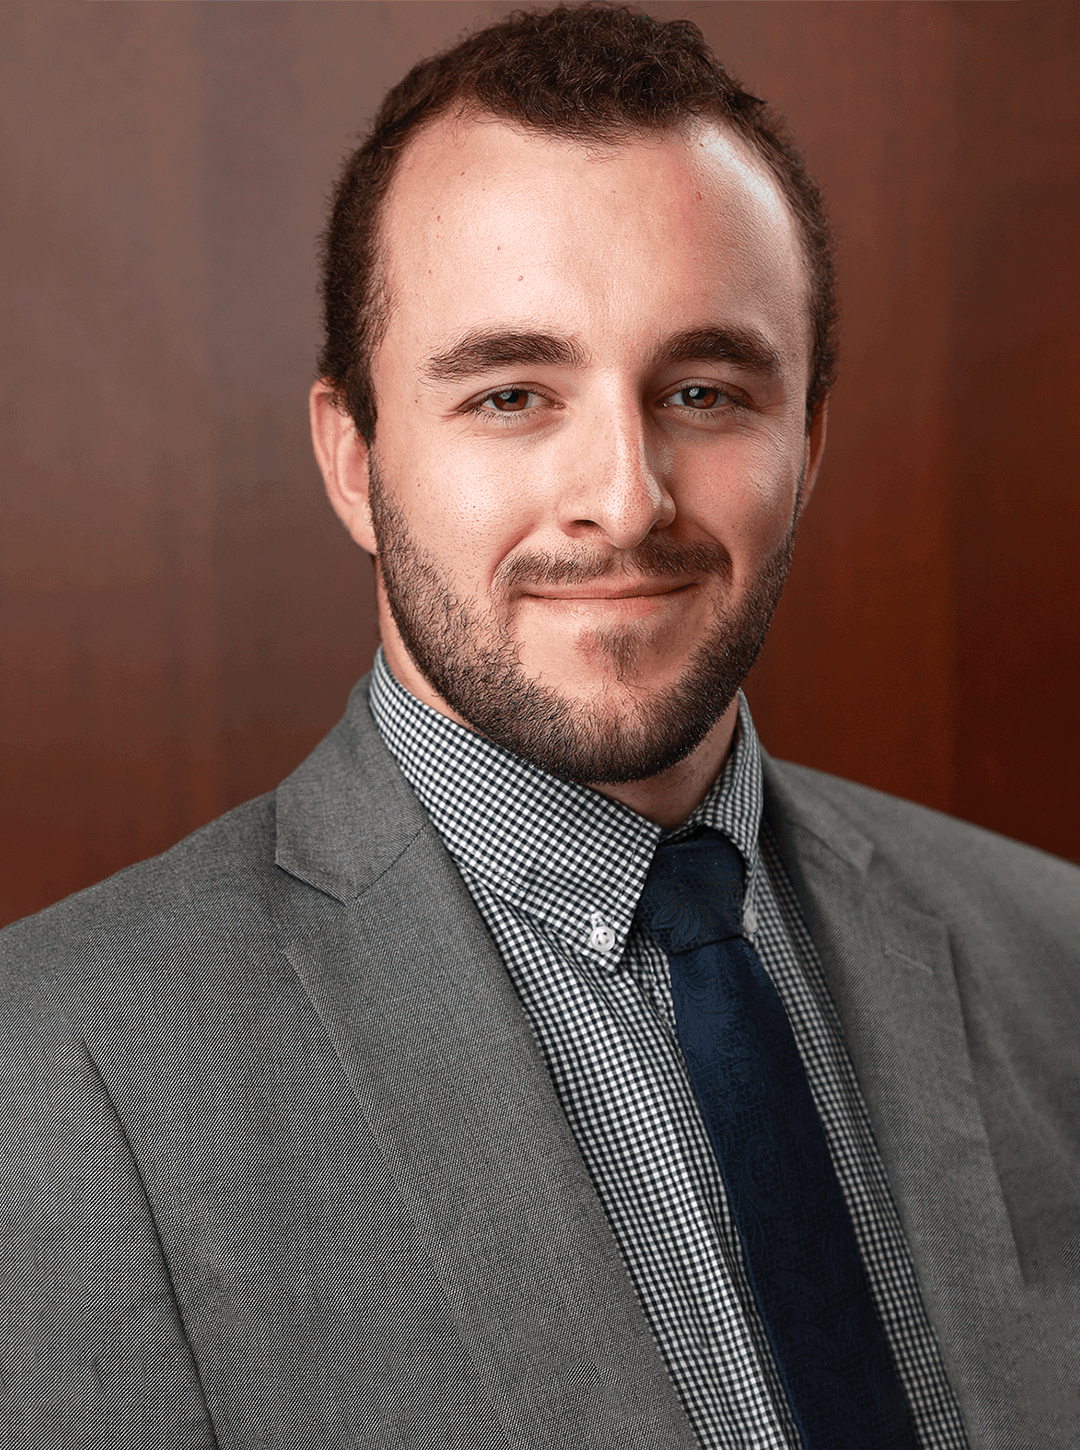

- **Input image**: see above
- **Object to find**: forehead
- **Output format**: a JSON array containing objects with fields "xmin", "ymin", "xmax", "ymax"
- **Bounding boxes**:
[{"xmin": 377, "ymin": 111, "xmax": 810, "ymax": 374}]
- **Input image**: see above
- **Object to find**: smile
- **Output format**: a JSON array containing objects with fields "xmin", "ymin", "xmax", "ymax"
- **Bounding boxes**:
[{"xmin": 523, "ymin": 581, "xmax": 695, "ymax": 603}]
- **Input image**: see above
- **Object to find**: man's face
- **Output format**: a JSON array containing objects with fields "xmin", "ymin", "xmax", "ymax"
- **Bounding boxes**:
[{"xmin": 319, "ymin": 113, "xmax": 824, "ymax": 785}]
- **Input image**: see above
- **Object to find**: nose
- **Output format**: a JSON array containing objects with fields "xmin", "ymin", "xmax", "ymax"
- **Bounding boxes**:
[{"xmin": 558, "ymin": 400, "xmax": 676, "ymax": 550}]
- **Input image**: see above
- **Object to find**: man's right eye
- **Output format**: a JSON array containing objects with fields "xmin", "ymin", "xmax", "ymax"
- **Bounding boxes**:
[{"xmin": 478, "ymin": 388, "xmax": 538, "ymax": 413}]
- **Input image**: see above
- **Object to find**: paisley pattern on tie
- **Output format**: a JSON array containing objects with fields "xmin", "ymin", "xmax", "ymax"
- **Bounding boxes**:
[{"xmin": 636, "ymin": 832, "xmax": 921, "ymax": 1450}]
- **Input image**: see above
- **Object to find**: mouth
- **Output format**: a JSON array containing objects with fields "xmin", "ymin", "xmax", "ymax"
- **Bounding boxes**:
[{"xmin": 522, "ymin": 579, "xmax": 695, "ymax": 603}]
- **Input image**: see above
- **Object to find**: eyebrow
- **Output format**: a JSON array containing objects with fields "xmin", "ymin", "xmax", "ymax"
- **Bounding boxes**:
[
  {"xmin": 423, "ymin": 329, "xmax": 588, "ymax": 384},
  {"xmin": 650, "ymin": 326, "xmax": 784, "ymax": 378},
  {"xmin": 421, "ymin": 322, "xmax": 784, "ymax": 386}
]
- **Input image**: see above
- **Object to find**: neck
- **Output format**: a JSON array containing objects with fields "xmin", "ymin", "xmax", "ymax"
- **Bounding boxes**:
[
  {"xmin": 587, "ymin": 701, "xmax": 740, "ymax": 829},
  {"xmin": 377, "ymin": 629, "xmax": 741, "ymax": 831}
]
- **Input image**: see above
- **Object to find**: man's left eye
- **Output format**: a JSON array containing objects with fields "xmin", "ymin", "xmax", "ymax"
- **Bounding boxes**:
[{"xmin": 665, "ymin": 385, "xmax": 726, "ymax": 410}]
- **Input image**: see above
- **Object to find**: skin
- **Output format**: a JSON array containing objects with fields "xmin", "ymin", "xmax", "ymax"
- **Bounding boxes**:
[{"xmin": 311, "ymin": 112, "xmax": 826, "ymax": 827}]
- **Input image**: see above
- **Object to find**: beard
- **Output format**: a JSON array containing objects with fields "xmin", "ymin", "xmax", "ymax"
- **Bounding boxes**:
[{"xmin": 367, "ymin": 457, "xmax": 797, "ymax": 786}]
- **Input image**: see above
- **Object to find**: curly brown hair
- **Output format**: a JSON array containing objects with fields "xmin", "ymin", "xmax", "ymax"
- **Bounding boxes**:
[{"xmin": 317, "ymin": 4, "xmax": 837, "ymax": 444}]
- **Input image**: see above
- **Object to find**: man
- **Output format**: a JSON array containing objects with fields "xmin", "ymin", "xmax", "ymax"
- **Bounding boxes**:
[{"xmin": 1, "ymin": 6, "xmax": 1076, "ymax": 1447}]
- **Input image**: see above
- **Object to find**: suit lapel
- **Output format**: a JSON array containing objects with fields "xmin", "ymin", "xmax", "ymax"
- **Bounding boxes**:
[
  {"xmin": 273, "ymin": 682, "xmax": 699, "ymax": 1450},
  {"xmin": 761, "ymin": 756, "xmax": 1034, "ymax": 1444}
]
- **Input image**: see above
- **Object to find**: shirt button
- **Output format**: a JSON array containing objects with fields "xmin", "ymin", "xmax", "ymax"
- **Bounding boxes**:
[{"xmin": 587, "ymin": 911, "xmax": 616, "ymax": 953}]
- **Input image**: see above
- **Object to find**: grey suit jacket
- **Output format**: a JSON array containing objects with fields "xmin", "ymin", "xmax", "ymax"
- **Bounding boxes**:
[{"xmin": 2, "ymin": 678, "xmax": 1077, "ymax": 1448}]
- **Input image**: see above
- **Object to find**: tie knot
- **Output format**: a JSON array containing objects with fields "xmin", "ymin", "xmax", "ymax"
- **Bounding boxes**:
[{"xmin": 635, "ymin": 832, "xmax": 746, "ymax": 955}]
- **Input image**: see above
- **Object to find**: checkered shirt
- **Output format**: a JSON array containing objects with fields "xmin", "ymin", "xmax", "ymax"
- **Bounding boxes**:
[{"xmin": 369, "ymin": 650, "xmax": 968, "ymax": 1449}]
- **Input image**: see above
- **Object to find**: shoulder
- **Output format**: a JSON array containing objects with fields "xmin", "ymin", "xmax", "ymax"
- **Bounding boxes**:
[
  {"xmin": 0, "ymin": 676, "xmax": 420, "ymax": 994},
  {"xmin": 0, "ymin": 791, "xmax": 282, "ymax": 1001},
  {"xmin": 762, "ymin": 754, "xmax": 1080, "ymax": 940},
  {"xmin": 0, "ymin": 675, "xmax": 435, "ymax": 1030}
]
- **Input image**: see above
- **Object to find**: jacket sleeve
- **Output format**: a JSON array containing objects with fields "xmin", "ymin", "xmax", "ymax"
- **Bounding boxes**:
[{"xmin": 0, "ymin": 985, "xmax": 216, "ymax": 1448}]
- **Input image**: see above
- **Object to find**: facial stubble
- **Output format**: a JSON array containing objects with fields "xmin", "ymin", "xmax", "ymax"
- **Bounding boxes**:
[{"xmin": 367, "ymin": 456, "xmax": 797, "ymax": 786}]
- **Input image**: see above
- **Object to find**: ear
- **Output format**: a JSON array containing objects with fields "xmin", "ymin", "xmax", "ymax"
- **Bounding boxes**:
[
  {"xmin": 797, "ymin": 400, "xmax": 828, "ymax": 516},
  {"xmin": 309, "ymin": 381, "xmax": 378, "ymax": 555}
]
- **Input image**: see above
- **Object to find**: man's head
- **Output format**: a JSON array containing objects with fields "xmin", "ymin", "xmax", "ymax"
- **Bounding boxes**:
[{"xmin": 311, "ymin": 5, "xmax": 833, "ymax": 802}]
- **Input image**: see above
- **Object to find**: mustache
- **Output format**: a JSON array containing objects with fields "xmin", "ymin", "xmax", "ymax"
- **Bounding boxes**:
[{"xmin": 497, "ymin": 536, "xmax": 732, "ymax": 590}]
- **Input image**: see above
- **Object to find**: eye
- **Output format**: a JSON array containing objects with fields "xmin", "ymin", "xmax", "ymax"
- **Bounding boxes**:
[
  {"xmin": 465, "ymin": 386, "xmax": 556, "ymax": 428},
  {"xmin": 665, "ymin": 384, "xmax": 728, "ymax": 410},
  {"xmin": 478, "ymin": 388, "xmax": 540, "ymax": 413}
]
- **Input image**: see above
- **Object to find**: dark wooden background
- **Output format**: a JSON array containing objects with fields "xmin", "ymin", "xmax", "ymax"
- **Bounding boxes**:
[{"xmin": 3, "ymin": 1, "xmax": 1078, "ymax": 928}]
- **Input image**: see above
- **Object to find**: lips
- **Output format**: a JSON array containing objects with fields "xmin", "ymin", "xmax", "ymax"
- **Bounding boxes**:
[{"xmin": 524, "ymin": 579, "xmax": 693, "ymax": 602}]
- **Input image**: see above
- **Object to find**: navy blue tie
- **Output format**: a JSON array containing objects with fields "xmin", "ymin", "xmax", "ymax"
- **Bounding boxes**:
[{"xmin": 635, "ymin": 832, "xmax": 920, "ymax": 1450}]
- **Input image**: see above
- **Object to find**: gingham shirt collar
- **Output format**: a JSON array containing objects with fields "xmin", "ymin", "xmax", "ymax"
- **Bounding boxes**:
[{"xmin": 368, "ymin": 648, "xmax": 765, "ymax": 968}]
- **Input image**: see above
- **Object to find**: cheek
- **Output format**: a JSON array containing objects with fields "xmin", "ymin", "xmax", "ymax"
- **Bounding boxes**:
[
  {"xmin": 688, "ymin": 439, "xmax": 803, "ymax": 556},
  {"xmin": 384, "ymin": 438, "xmax": 540, "ymax": 585},
  {"xmin": 439, "ymin": 478, "xmax": 538, "ymax": 571}
]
